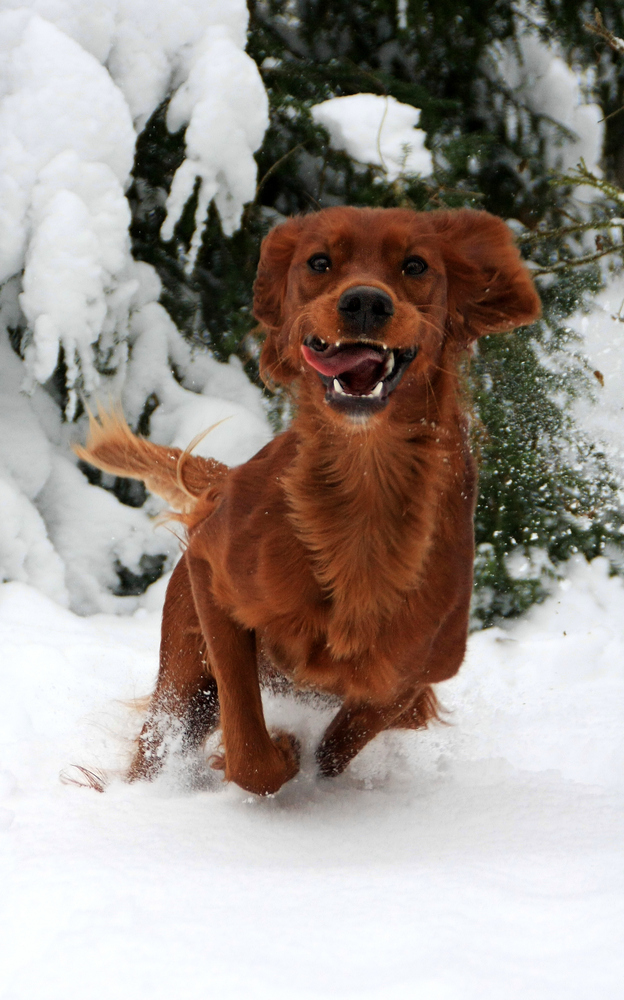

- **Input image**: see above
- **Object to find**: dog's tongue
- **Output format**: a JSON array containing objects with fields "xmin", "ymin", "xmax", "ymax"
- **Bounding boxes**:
[{"xmin": 301, "ymin": 343, "xmax": 382, "ymax": 378}]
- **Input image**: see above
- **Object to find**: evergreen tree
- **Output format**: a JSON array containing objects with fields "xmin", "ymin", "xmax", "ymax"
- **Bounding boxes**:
[{"xmin": 124, "ymin": 2, "xmax": 624, "ymax": 622}]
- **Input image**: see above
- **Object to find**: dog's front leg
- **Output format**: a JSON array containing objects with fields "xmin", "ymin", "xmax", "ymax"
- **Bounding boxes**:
[{"xmin": 186, "ymin": 552, "xmax": 300, "ymax": 795}]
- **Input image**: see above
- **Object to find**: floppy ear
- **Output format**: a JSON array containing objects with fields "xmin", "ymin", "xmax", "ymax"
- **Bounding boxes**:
[
  {"xmin": 253, "ymin": 216, "xmax": 304, "ymax": 386},
  {"xmin": 429, "ymin": 210, "xmax": 541, "ymax": 342}
]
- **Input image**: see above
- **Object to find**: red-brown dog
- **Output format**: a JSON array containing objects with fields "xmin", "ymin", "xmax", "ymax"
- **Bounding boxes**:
[{"xmin": 77, "ymin": 207, "xmax": 540, "ymax": 795}]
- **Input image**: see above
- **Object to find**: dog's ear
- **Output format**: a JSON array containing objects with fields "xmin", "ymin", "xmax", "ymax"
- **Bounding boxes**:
[
  {"xmin": 253, "ymin": 218, "xmax": 303, "ymax": 385},
  {"xmin": 253, "ymin": 217, "xmax": 303, "ymax": 327},
  {"xmin": 429, "ymin": 210, "xmax": 541, "ymax": 342},
  {"xmin": 253, "ymin": 217, "xmax": 305, "ymax": 386}
]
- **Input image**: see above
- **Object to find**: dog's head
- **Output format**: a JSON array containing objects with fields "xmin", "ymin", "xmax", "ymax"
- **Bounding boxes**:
[{"xmin": 253, "ymin": 207, "xmax": 540, "ymax": 420}]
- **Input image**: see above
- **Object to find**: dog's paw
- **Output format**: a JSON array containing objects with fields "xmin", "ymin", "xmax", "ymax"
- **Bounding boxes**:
[
  {"xmin": 270, "ymin": 729, "xmax": 301, "ymax": 777},
  {"xmin": 224, "ymin": 730, "xmax": 301, "ymax": 796},
  {"xmin": 251, "ymin": 729, "xmax": 301, "ymax": 795}
]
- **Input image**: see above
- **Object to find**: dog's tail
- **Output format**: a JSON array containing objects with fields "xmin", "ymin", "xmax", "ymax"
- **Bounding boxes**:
[{"xmin": 73, "ymin": 407, "xmax": 228, "ymax": 513}]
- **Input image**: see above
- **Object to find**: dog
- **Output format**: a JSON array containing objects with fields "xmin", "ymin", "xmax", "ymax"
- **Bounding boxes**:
[{"xmin": 76, "ymin": 206, "xmax": 540, "ymax": 795}]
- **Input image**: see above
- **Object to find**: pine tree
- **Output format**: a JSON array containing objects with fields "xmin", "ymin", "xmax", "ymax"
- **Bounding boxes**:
[{"xmin": 122, "ymin": 2, "xmax": 624, "ymax": 620}]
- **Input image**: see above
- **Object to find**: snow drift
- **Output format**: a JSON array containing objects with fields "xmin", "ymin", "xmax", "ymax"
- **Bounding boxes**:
[{"xmin": 0, "ymin": 556, "xmax": 623, "ymax": 998}]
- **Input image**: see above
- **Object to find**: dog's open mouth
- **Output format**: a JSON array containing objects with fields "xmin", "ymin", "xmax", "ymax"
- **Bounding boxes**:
[{"xmin": 301, "ymin": 337, "xmax": 418, "ymax": 413}]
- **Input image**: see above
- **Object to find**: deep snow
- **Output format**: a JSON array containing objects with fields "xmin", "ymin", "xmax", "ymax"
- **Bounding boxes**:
[{"xmin": 1, "ymin": 555, "xmax": 623, "ymax": 1000}]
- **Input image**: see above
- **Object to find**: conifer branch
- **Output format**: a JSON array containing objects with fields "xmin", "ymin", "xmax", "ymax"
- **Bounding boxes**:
[
  {"xmin": 519, "ymin": 219, "xmax": 624, "ymax": 245},
  {"xmin": 255, "ymin": 144, "xmax": 304, "ymax": 198},
  {"xmin": 584, "ymin": 9, "xmax": 624, "ymax": 56},
  {"xmin": 532, "ymin": 242, "xmax": 624, "ymax": 274},
  {"xmin": 559, "ymin": 161, "xmax": 624, "ymax": 204}
]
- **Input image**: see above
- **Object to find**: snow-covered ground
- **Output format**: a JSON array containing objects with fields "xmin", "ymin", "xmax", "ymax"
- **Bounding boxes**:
[{"xmin": 1, "ymin": 554, "xmax": 623, "ymax": 1000}]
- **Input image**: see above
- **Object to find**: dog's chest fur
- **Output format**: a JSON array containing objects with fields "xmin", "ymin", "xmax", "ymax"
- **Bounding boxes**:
[{"xmin": 205, "ymin": 405, "xmax": 475, "ymax": 701}]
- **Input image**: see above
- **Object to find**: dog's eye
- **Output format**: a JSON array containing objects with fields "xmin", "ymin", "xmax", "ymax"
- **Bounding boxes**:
[
  {"xmin": 308, "ymin": 254, "xmax": 332, "ymax": 273},
  {"xmin": 402, "ymin": 256, "xmax": 428, "ymax": 277}
]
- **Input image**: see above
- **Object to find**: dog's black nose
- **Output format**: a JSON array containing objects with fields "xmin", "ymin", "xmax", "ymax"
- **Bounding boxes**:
[{"xmin": 337, "ymin": 285, "xmax": 394, "ymax": 335}]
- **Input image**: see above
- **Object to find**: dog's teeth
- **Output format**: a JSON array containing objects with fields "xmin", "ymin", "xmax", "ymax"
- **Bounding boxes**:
[
  {"xmin": 335, "ymin": 341, "xmax": 341, "ymax": 347},
  {"xmin": 332, "ymin": 378, "xmax": 383, "ymax": 399},
  {"xmin": 382, "ymin": 355, "xmax": 394, "ymax": 378}
]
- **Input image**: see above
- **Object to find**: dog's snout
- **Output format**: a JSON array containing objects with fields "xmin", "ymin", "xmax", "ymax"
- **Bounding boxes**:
[{"xmin": 338, "ymin": 285, "xmax": 394, "ymax": 334}]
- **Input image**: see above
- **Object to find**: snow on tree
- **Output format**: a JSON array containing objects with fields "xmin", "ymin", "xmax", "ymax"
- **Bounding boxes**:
[
  {"xmin": 0, "ymin": 0, "xmax": 272, "ymax": 612},
  {"xmin": 310, "ymin": 94, "xmax": 433, "ymax": 180}
]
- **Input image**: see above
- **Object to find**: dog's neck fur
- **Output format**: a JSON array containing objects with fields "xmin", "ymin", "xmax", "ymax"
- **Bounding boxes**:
[{"xmin": 283, "ymin": 368, "xmax": 464, "ymax": 659}]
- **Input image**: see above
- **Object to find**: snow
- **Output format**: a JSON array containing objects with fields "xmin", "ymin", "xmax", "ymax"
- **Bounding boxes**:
[
  {"xmin": 0, "ymin": 277, "xmax": 272, "ymax": 613},
  {"xmin": 0, "ymin": 0, "xmax": 273, "ymax": 609},
  {"xmin": 0, "ymin": 12, "xmax": 134, "ymax": 407},
  {"xmin": 0, "ymin": 0, "xmax": 269, "ymax": 405},
  {"xmin": 0, "ymin": 6, "xmax": 622, "ymax": 992},
  {"xmin": 571, "ymin": 271, "xmax": 624, "ymax": 478},
  {"xmin": 488, "ymin": 31, "xmax": 604, "ymax": 176},
  {"xmin": 161, "ymin": 24, "xmax": 268, "ymax": 253},
  {"xmin": 311, "ymin": 94, "xmax": 433, "ymax": 182},
  {"xmin": 120, "ymin": 289, "xmax": 272, "ymax": 466},
  {"xmin": 0, "ymin": 555, "xmax": 623, "ymax": 999}
]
